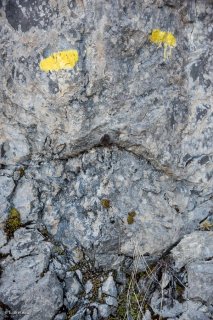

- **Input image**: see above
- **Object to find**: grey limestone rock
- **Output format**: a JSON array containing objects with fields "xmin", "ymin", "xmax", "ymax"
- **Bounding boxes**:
[
  {"xmin": 12, "ymin": 179, "xmax": 38, "ymax": 223},
  {"xmin": 142, "ymin": 309, "xmax": 152, "ymax": 320},
  {"xmin": 85, "ymin": 280, "xmax": 93, "ymax": 294},
  {"xmin": 104, "ymin": 296, "xmax": 118, "ymax": 307},
  {"xmin": 97, "ymin": 304, "xmax": 111, "ymax": 318},
  {"xmin": 150, "ymin": 290, "xmax": 187, "ymax": 318},
  {"xmin": 70, "ymin": 309, "xmax": 86, "ymax": 320},
  {"xmin": 0, "ymin": 257, "xmax": 63, "ymax": 319},
  {"xmin": 64, "ymin": 272, "xmax": 83, "ymax": 309},
  {"xmin": 178, "ymin": 312, "xmax": 210, "ymax": 320},
  {"xmin": 171, "ymin": 231, "xmax": 213, "ymax": 269},
  {"xmin": 102, "ymin": 274, "xmax": 117, "ymax": 298},
  {"xmin": 10, "ymin": 227, "xmax": 48, "ymax": 259},
  {"xmin": 20, "ymin": 271, "xmax": 63, "ymax": 320},
  {"xmin": 0, "ymin": 0, "xmax": 212, "ymax": 319},
  {"xmin": 50, "ymin": 258, "xmax": 66, "ymax": 280},
  {"xmin": 92, "ymin": 308, "xmax": 98, "ymax": 320},
  {"xmin": 187, "ymin": 260, "xmax": 213, "ymax": 303},
  {"xmin": 178, "ymin": 301, "xmax": 211, "ymax": 320},
  {"xmin": 0, "ymin": 0, "xmax": 212, "ymax": 187},
  {"xmin": 65, "ymin": 272, "xmax": 83, "ymax": 296},
  {"xmin": 54, "ymin": 313, "xmax": 67, "ymax": 320}
]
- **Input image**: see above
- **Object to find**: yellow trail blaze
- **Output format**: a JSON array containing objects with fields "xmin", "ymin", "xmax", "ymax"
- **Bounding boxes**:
[
  {"xmin": 149, "ymin": 29, "xmax": 176, "ymax": 60},
  {"xmin": 39, "ymin": 50, "xmax": 79, "ymax": 72}
]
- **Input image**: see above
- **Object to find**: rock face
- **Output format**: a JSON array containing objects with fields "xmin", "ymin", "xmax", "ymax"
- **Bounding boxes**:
[{"xmin": 0, "ymin": 0, "xmax": 212, "ymax": 319}]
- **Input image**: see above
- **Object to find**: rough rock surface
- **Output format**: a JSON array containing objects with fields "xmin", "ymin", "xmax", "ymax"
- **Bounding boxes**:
[{"xmin": 0, "ymin": 0, "xmax": 212, "ymax": 319}]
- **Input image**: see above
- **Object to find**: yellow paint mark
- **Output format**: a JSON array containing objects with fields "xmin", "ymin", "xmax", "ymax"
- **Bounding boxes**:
[
  {"xmin": 39, "ymin": 50, "xmax": 79, "ymax": 72},
  {"xmin": 149, "ymin": 29, "xmax": 176, "ymax": 60}
]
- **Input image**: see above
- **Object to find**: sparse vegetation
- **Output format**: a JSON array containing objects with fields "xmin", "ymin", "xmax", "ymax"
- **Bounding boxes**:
[
  {"xmin": 53, "ymin": 245, "xmax": 65, "ymax": 255},
  {"xmin": 66, "ymin": 306, "xmax": 78, "ymax": 319},
  {"xmin": 4, "ymin": 208, "xmax": 21, "ymax": 238},
  {"xmin": 18, "ymin": 167, "xmax": 25, "ymax": 177},
  {"xmin": 68, "ymin": 258, "xmax": 107, "ymax": 303},
  {"xmin": 101, "ymin": 198, "xmax": 111, "ymax": 208},
  {"xmin": 127, "ymin": 211, "xmax": 137, "ymax": 224},
  {"xmin": 110, "ymin": 241, "xmax": 186, "ymax": 319},
  {"xmin": 91, "ymin": 276, "xmax": 102, "ymax": 300}
]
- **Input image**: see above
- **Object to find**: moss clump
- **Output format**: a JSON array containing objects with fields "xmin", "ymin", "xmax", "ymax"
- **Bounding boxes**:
[
  {"xmin": 127, "ymin": 211, "xmax": 137, "ymax": 224},
  {"xmin": 66, "ymin": 306, "xmax": 78, "ymax": 319},
  {"xmin": 101, "ymin": 198, "xmax": 110, "ymax": 209},
  {"xmin": 175, "ymin": 283, "xmax": 185, "ymax": 303},
  {"xmin": 40, "ymin": 272, "xmax": 44, "ymax": 278},
  {"xmin": 69, "ymin": 265, "xmax": 79, "ymax": 272},
  {"xmin": 69, "ymin": 259, "xmax": 89, "ymax": 273},
  {"xmin": 4, "ymin": 208, "xmax": 21, "ymax": 238},
  {"xmin": 53, "ymin": 246, "xmax": 65, "ymax": 255},
  {"xmin": 18, "ymin": 167, "xmax": 25, "ymax": 177}
]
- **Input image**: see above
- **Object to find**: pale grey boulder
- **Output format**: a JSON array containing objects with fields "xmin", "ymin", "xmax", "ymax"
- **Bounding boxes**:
[
  {"xmin": 187, "ymin": 261, "xmax": 213, "ymax": 303},
  {"xmin": 178, "ymin": 301, "xmax": 211, "ymax": 320},
  {"xmin": 0, "ymin": 124, "xmax": 30, "ymax": 165},
  {"xmin": 178, "ymin": 311, "xmax": 209, "ymax": 320},
  {"xmin": 171, "ymin": 231, "xmax": 213, "ymax": 269},
  {"xmin": 50, "ymin": 258, "xmax": 66, "ymax": 280},
  {"xmin": 10, "ymin": 228, "xmax": 47, "ymax": 259},
  {"xmin": 64, "ymin": 271, "xmax": 83, "ymax": 309},
  {"xmin": 0, "ymin": 254, "xmax": 52, "ymax": 305},
  {"xmin": 85, "ymin": 280, "xmax": 93, "ymax": 294},
  {"xmin": 0, "ymin": 175, "xmax": 14, "ymax": 199},
  {"xmin": 104, "ymin": 296, "xmax": 118, "ymax": 307},
  {"xmin": 0, "ymin": 234, "xmax": 62, "ymax": 319},
  {"xmin": 69, "ymin": 309, "xmax": 86, "ymax": 320},
  {"xmin": 12, "ymin": 179, "xmax": 38, "ymax": 223},
  {"xmin": 102, "ymin": 274, "xmax": 117, "ymax": 298},
  {"xmin": 97, "ymin": 304, "xmax": 111, "ymax": 319},
  {"xmin": 150, "ymin": 290, "xmax": 187, "ymax": 318},
  {"xmin": 54, "ymin": 313, "xmax": 67, "ymax": 320},
  {"xmin": 20, "ymin": 272, "xmax": 63, "ymax": 320},
  {"xmin": 142, "ymin": 309, "xmax": 152, "ymax": 320}
]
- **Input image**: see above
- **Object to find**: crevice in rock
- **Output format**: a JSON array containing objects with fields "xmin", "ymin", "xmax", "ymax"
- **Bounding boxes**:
[{"xmin": 0, "ymin": 300, "xmax": 12, "ymax": 320}]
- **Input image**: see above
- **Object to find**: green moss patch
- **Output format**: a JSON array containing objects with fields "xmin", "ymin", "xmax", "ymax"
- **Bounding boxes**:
[
  {"xmin": 101, "ymin": 198, "xmax": 111, "ymax": 209},
  {"xmin": 127, "ymin": 211, "xmax": 137, "ymax": 224},
  {"xmin": 4, "ymin": 208, "xmax": 21, "ymax": 238},
  {"xmin": 18, "ymin": 167, "xmax": 25, "ymax": 177},
  {"xmin": 66, "ymin": 306, "xmax": 78, "ymax": 319},
  {"xmin": 53, "ymin": 245, "xmax": 65, "ymax": 255}
]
